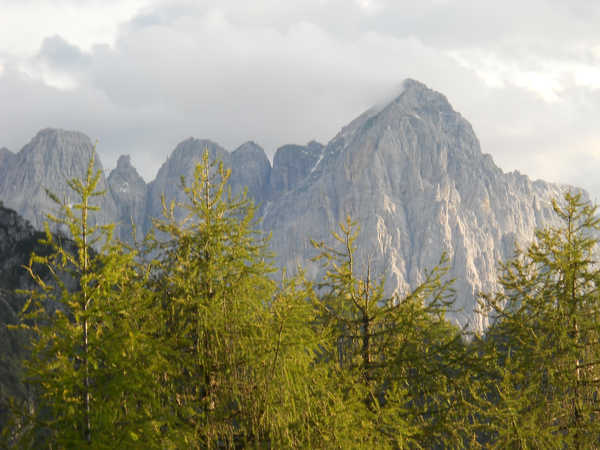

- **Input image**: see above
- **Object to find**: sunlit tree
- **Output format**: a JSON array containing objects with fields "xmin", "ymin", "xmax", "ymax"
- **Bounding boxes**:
[{"xmin": 482, "ymin": 192, "xmax": 600, "ymax": 448}]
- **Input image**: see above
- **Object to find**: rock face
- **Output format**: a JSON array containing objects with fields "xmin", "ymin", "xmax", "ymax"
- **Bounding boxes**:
[
  {"xmin": 231, "ymin": 141, "xmax": 271, "ymax": 204},
  {"xmin": 146, "ymin": 138, "xmax": 272, "ymax": 228},
  {"xmin": 0, "ymin": 205, "xmax": 49, "ymax": 424},
  {"xmin": 107, "ymin": 155, "xmax": 148, "ymax": 241},
  {"xmin": 0, "ymin": 205, "xmax": 82, "ymax": 427},
  {"xmin": 0, "ymin": 147, "xmax": 15, "ymax": 168},
  {"xmin": 145, "ymin": 138, "xmax": 231, "ymax": 227},
  {"xmin": 261, "ymin": 80, "xmax": 564, "ymax": 330},
  {"xmin": 269, "ymin": 141, "xmax": 324, "ymax": 199},
  {"xmin": 0, "ymin": 129, "xmax": 118, "ymax": 231},
  {"xmin": 0, "ymin": 80, "xmax": 575, "ymax": 331}
]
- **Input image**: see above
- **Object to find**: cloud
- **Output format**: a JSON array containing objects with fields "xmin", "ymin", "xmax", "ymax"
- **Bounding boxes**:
[
  {"xmin": 0, "ymin": 0, "xmax": 152, "ymax": 56},
  {"xmin": 1, "ymin": 8, "xmax": 479, "ymax": 178},
  {"xmin": 0, "ymin": 0, "xmax": 600, "ymax": 201},
  {"xmin": 37, "ymin": 35, "xmax": 91, "ymax": 70}
]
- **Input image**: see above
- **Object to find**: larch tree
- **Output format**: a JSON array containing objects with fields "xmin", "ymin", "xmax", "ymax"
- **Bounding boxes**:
[
  {"xmin": 146, "ymin": 150, "xmax": 324, "ymax": 448},
  {"xmin": 311, "ymin": 216, "xmax": 484, "ymax": 448},
  {"xmin": 481, "ymin": 191, "xmax": 600, "ymax": 448},
  {"xmin": 7, "ymin": 156, "xmax": 160, "ymax": 448}
]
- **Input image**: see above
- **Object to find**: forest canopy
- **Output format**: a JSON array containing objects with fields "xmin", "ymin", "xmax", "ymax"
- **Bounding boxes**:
[{"xmin": 2, "ymin": 152, "xmax": 600, "ymax": 449}]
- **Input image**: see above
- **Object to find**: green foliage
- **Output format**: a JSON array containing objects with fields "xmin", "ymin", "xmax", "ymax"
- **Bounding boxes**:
[
  {"xmin": 481, "ymin": 191, "xmax": 600, "ymax": 448},
  {"xmin": 5, "ymin": 156, "xmax": 160, "ymax": 448},
  {"xmin": 311, "ymin": 216, "xmax": 483, "ymax": 448},
  {"xmin": 7, "ymin": 150, "xmax": 600, "ymax": 448},
  {"xmin": 146, "ymin": 151, "xmax": 323, "ymax": 448}
]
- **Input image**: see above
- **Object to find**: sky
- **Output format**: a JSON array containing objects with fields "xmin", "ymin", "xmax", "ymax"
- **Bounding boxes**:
[{"xmin": 1, "ymin": 0, "xmax": 600, "ymax": 199}]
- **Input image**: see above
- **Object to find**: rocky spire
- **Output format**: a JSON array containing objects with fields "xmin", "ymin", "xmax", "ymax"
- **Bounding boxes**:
[{"xmin": 107, "ymin": 155, "xmax": 147, "ymax": 241}]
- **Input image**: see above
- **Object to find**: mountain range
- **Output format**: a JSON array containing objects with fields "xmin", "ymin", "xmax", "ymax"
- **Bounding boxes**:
[{"xmin": 0, "ymin": 79, "xmax": 574, "ymax": 332}]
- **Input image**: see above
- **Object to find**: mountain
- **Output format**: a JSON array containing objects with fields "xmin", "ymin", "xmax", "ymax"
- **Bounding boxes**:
[
  {"xmin": 231, "ymin": 141, "xmax": 271, "ymax": 203},
  {"xmin": 0, "ymin": 80, "xmax": 572, "ymax": 331},
  {"xmin": 0, "ymin": 129, "xmax": 118, "ymax": 231},
  {"xmin": 145, "ymin": 138, "xmax": 229, "ymax": 228},
  {"xmin": 0, "ymin": 148, "xmax": 15, "ymax": 168},
  {"xmin": 0, "ymin": 205, "xmax": 49, "ymax": 424},
  {"xmin": 0, "ymin": 203, "xmax": 82, "ymax": 428},
  {"xmin": 107, "ymin": 155, "xmax": 148, "ymax": 241},
  {"xmin": 260, "ymin": 79, "xmax": 565, "ymax": 330},
  {"xmin": 269, "ymin": 141, "xmax": 324, "ymax": 199}
]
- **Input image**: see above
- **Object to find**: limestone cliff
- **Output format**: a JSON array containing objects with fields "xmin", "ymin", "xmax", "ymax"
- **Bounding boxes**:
[
  {"xmin": 0, "ymin": 81, "xmax": 576, "ymax": 331},
  {"xmin": 107, "ymin": 155, "xmax": 147, "ymax": 241},
  {"xmin": 0, "ymin": 129, "xmax": 118, "ymax": 232},
  {"xmin": 260, "ymin": 80, "xmax": 565, "ymax": 329}
]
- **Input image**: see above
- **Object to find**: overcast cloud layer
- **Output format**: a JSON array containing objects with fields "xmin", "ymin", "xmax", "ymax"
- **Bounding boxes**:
[{"xmin": 1, "ymin": 0, "xmax": 600, "ymax": 199}]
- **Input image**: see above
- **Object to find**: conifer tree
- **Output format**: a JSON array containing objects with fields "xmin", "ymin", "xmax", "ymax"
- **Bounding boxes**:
[
  {"xmin": 8, "ymin": 156, "xmax": 159, "ymax": 448},
  {"xmin": 482, "ymin": 191, "xmax": 600, "ymax": 448},
  {"xmin": 311, "ymin": 216, "xmax": 483, "ymax": 448},
  {"xmin": 147, "ymin": 150, "xmax": 324, "ymax": 448}
]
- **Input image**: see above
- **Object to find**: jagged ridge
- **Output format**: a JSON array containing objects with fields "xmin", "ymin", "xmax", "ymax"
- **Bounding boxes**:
[{"xmin": 0, "ymin": 80, "xmax": 575, "ymax": 331}]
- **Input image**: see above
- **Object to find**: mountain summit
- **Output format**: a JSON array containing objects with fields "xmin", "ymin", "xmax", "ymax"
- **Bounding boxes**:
[
  {"xmin": 261, "ymin": 79, "xmax": 565, "ymax": 329},
  {"xmin": 0, "ymin": 81, "xmax": 571, "ymax": 331},
  {"xmin": 0, "ymin": 129, "xmax": 118, "ymax": 229}
]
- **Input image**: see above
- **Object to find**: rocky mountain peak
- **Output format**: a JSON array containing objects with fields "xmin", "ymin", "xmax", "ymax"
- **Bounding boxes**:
[
  {"xmin": 342, "ymin": 80, "xmax": 457, "ymax": 140},
  {"xmin": 108, "ymin": 155, "xmax": 146, "ymax": 193},
  {"xmin": 231, "ymin": 142, "xmax": 271, "ymax": 202},
  {"xmin": 22, "ymin": 128, "xmax": 95, "ymax": 160},
  {"xmin": 388, "ymin": 79, "xmax": 454, "ymax": 121},
  {"xmin": 270, "ymin": 142, "xmax": 324, "ymax": 198},
  {"xmin": 145, "ymin": 138, "xmax": 230, "ymax": 228},
  {"xmin": 16, "ymin": 128, "xmax": 103, "ymax": 178},
  {"xmin": 109, "ymin": 155, "xmax": 146, "ymax": 190},
  {"xmin": 367, "ymin": 80, "xmax": 458, "ymax": 131},
  {"xmin": 332, "ymin": 79, "xmax": 484, "ymax": 184},
  {"xmin": 108, "ymin": 155, "xmax": 147, "ymax": 242},
  {"xmin": 260, "ymin": 81, "xmax": 566, "ymax": 331},
  {"xmin": 167, "ymin": 138, "xmax": 228, "ymax": 165},
  {"xmin": 0, "ymin": 128, "xmax": 117, "ymax": 231},
  {"xmin": 233, "ymin": 141, "xmax": 262, "ymax": 154},
  {"xmin": 0, "ymin": 81, "xmax": 578, "ymax": 332},
  {"xmin": 116, "ymin": 154, "xmax": 134, "ymax": 171}
]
